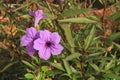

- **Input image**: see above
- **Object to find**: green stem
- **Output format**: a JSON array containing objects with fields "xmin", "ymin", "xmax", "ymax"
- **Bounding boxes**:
[
  {"xmin": 45, "ymin": 0, "xmax": 54, "ymax": 16},
  {"xmin": 80, "ymin": 50, "xmax": 86, "ymax": 80}
]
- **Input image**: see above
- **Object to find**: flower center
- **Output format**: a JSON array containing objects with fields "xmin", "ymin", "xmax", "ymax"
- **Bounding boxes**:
[{"xmin": 46, "ymin": 41, "xmax": 52, "ymax": 47}]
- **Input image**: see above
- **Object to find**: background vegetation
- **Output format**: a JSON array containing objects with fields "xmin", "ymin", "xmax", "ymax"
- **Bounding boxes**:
[{"xmin": 0, "ymin": 0, "xmax": 120, "ymax": 80}]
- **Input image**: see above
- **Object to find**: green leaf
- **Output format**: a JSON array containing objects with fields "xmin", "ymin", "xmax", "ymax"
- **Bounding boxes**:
[
  {"xmin": 43, "ymin": 4, "xmax": 56, "ymax": 19},
  {"xmin": 24, "ymin": 73, "xmax": 34, "ymax": 79},
  {"xmin": 13, "ymin": 2, "xmax": 33, "ymax": 12},
  {"xmin": 45, "ymin": 71, "xmax": 54, "ymax": 76},
  {"xmin": 99, "ymin": 0, "xmax": 104, "ymax": 4},
  {"xmin": 21, "ymin": 14, "xmax": 30, "ymax": 19},
  {"xmin": 88, "ymin": 76, "xmax": 96, "ymax": 80},
  {"xmin": 58, "ymin": 73, "xmax": 70, "ymax": 79},
  {"xmin": 105, "ymin": 60, "xmax": 114, "ymax": 71},
  {"xmin": 108, "ymin": 11, "xmax": 120, "ymax": 20},
  {"xmin": 0, "ymin": 61, "xmax": 18, "ymax": 72},
  {"xmin": 84, "ymin": 26, "xmax": 96, "ymax": 50},
  {"xmin": 49, "ymin": 62, "xmax": 65, "ymax": 71},
  {"xmin": 85, "ymin": 52, "xmax": 103, "ymax": 61},
  {"xmin": 89, "ymin": 63, "xmax": 100, "ymax": 72},
  {"xmin": 38, "ymin": 72, "xmax": 42, "ymax": 80},
  {"xmin": 61, "ymin": 24, "xmax": 75, "ymax": 47},
  {"xmin": 70, "ymin": 66, "xmax": 79, "ymax": 73},
  {"xmin": 63, "ymin": 59, "xmax": 72, "ymax": 75},
  {"xmin": 44, "ymin": 12, "xmax": 56, "ymax": 20},
  {"xmin": 59, "ymin": 17, "xmax": 97, "ymax": 23},
  {"xmin": 42, "ymin": 66, "xmax": 47, "ymax": 72},
  {"xmin": 59, "ymin": 8, "xmax": 87, "ymax": 17},
  {"xmin": 22, "ymin": 60, "xmax": 36, "ymax": 69},
  {"xmin": 113, "ymin": 42, "xmax": 120, "ymax": 50},
  {"xmin": 17, "ymin": 28, "xmax": 26, "ymax": 33},
  {"xmin": 103, "ymin": 73, "xmax": 120, "ymax": 79},
  {"xmin": 65, "ymin": 53, "xmax": 81, "ymax": 61},
  {"xmin": 31, "ymin": 56, "xmax": 39, "ymax": 64},
  {"xmin": 114, "ymin": 64, "xmax": 120, "ymax": 72},
  {"xmin": 45, "ymin": 78, "xmax": 52, "ymax": 80},
  {"xmin": 108, "ymin": 32, "xmax": 120, "ymax": 41}
]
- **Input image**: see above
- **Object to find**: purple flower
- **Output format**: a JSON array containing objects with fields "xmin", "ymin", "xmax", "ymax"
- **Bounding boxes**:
[
  {"xmin": 60, "ymin": 0, "xmax": 64, "ymax": 2},
  {"xmin": 29, "ymin": 10, "xmax": 46, "ymax": 27},
  {"xmin": 33, "ymin": 30, "xmax": 63, "ymax": 60},
  {"xmin": 21, "ymin": 27, "xmax": 39, "ymax": 56}
]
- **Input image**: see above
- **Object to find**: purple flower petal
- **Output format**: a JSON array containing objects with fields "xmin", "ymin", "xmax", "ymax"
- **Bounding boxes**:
[
  {"xmin": 21, "ymin": 27, "xmax": 38, "ymax": 56},
  {"xmin": 35, "ymin": 31, "xmax": 40, "ymax": 39},
  {"xmin": 34, "ymin": 17, "xmax": 41, "ymax": 27},
  {"xmin": 35, "ymin": 17, "xmax": 46, "ymax": 27},
  {"xmin": 50, "ymin": 32, "xmax": 61, "ymax": 44},
  {"xmin": 21, "ymin": 35, "xmax": 32, "ymax": 46},
  {"xmin": 35, "ymin": 10, "xmax": 44, "ymax": 17},
  {"xmin": 26, "ymin": 42, "xmax": 35, "ymax": 56},
  {"xmin": 39, "ymin": 30, "xmax": 51, "ymax": 41},
  {"xmin": 21, "ymin": 27, "xmax": 37, "ymax": 46},
  {"xmin": 29, "ymin": 11, "xmax": 35, "ymax": 17},
  {"xmin": 60, "ymin": 0, "xmax": 64, "ymax": 2},
  {"xmin": 38, "ymin": 47, "xmax": 51, "ymax": 60},
  {"xmin": 33, "ymin": 30, "xmax": 64, "ymax": 60},
  {"xmin": 29, "ymin": 10, "xmax": 46, "ymax": 27},
  {"xmin": 26, "ymin": 27, "xmax": 37, "ymax": 38},
  {"xmin": 33, "ymin": 38, "xmax": 46, "ymax": 50},
  {"xmin": 35, "ymin": 10, "xmax": 46, "ymax": 19},
  {"xmin": 34, "ymin": 38, "xmax": 50, "ymax": 60},
  {"xmin": 51, "ymin": 44, "xmax": 63, "ymax": 55}
]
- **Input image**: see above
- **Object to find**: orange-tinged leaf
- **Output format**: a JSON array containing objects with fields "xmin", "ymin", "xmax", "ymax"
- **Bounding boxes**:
[{"xmin": 3, "ymin": 25, "xmax": 17, "ymax": 36}]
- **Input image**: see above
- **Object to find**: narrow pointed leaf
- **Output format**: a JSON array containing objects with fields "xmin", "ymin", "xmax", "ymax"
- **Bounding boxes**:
[
  {"xmin": 61, "ymin": 24, "xmax": 75, "ymax": 47},
  {"xmin": 0, "ymin": 61, "xmax": 18, "ymax": 72},
  {"xmin": 63, "ymin": 59, "xmax": 72, "ymax": 75},
  {"xmin": 84, "ymin": 26, "xmax": 95, "ymax": 50},
  {"xmin": 103, "ymin": 73, "xmax": 120, "ymax": 79},
  {"xmin": 22, "ymin": 60, "xmax": 36, "ymax": 69},
  {"xmin": 59, "ymin": 17, "xmax": 97, "ymax": 23},
  {"xmin": 59, "ymin": 9, "xmax": 87, "ymax": 17},
  {"xmin": 108, "ymin": 11, "xmax": 120, "ymax": 20},
  {"xmin": 65, "ymin": 53, "xmax": 81, "ymax": 61},
  {"xmin": 108, "ymin": 32, "xmax": 120, "ymax": 40},
  {"xmin": 89, "ymin": 63, "xmax": 100, "ymax": 72},
  {"xmin": 49, "ymin": 62, "xmax": 65, "ymax": 71}
]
